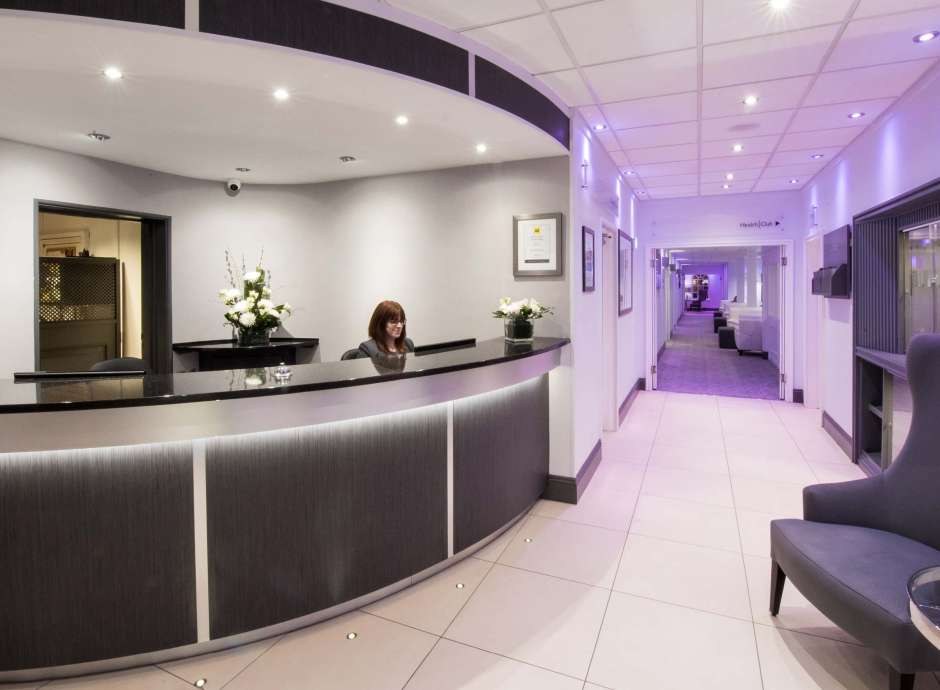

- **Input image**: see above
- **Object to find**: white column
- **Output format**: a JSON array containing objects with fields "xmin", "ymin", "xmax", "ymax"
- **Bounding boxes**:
[{"xmin": 746, "ymin": 255, "xmax": 760, "ymax": 306}]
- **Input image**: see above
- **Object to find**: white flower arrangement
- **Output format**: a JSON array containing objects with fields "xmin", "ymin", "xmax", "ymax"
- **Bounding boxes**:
[
  {"xmin": 221, "ymin": 250, "xmax": 292, "ymax": 344},
  {"xmin": 492, "ymin": 297, "xmax": 553, "ymax": 322}
]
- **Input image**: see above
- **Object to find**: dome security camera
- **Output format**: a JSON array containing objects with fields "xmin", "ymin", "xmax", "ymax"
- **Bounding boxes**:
[{"xmin": 225, "ymin": 179, "xmax": 243, "ymax": 196}]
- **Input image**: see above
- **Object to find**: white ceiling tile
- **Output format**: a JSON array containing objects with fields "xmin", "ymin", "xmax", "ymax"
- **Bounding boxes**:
[
  {"xmin": 788, "ymin": 97, "xmax": 895, "ymax": 131},
  {"xmin": 806, "ymin": 59, "xmax": 935, "ymax": 105},
  {"xmin": 703, "ymin": 25, "xmax": 838, "ymax": 88},
  {"xmin": 827, "ymin": 7, "xmax": 940, "ymax": 70},
  {"xmin": 627, "ymin": 143, "xmax": 699, "ymax": 164},
  {"xmin": 701, "ymin": 75, "xmax": 813, "ymax": 118},
  {"xmin": 610, "ymin": 150, "xmax": 630, "ymax": 166},
  {"xmin": 704, "ymin": 0, "xmax": 854, "ymax": 45},
  {"xmin": 553, "ymin": 0, "xmax": 697, "ymax": 65},
  {"xmin": 701, "ymin": 168, "xmax": 763, "ymax": 182},
  {"xmin": 762, "ymin": 162, "xmax": 826, "ymax": 178},
  {"xmin": 595, "ymin": 129, "xmax": 621, "ymax": 151},
  {"xmin": 700, "ymin": 154, "xmax": 769, "ymax": 171},
  {"xmin": 647, "ymin": 184, "xmax": 700, "ymax": 198},
  {"xmin": 544, "ymin": 0, "xmax": 590, "ymax": 7},
  {"xmin": 854, "ymin": 0, "xmax": 940, "ymax": 18},
  {"xmin": 701, "ymin": 134, "xmax": 780, "ymax": 157},
  {"xmin": 584, "ymin": 50, "xmax": 698, "ymax": 103},
  {"xmin": 463, "ymin": 14, "xmax": 573, "ymax": 74},
  {"xmin": 578, "ymin": 104, "xmax": 606, "ymax": 128},
  {"xmin": 602, "ymin": 92, "xmax": 698, "ymax": 129},
  {"xmin": 769, "ymin": 146, "xmax": 843, "ymax": 165},
  {"xmin": 702, "ymin": 181, "xmax": 756, "ymax": 195},
  {"xmin": 385, "ymin": 0, "xmax": 541, "ymax": 30},
  {"xmin": 777, "ymin": 126, "xmax": 864, "ymax": 150},
  {"xmin": 643, "ymin": 173, "xmax": 700, "ymax": 187},
  {"xmin": 753, "ymin": 178, "xmax": 807, "ymax": 192},
  {"xmin": 616, "ymin": 121, "xmax": 699, "ymax": 148},
  {"xmin": 701, "ymin": 109, "xmax": 795, "ymax": 141},
  {"xmin": 537, "ymin": 69, "xmax": 594, "ymax": 106},
  {"xmin": 635, "ymin": 160, "xmax": 700, "ymax": 177}
]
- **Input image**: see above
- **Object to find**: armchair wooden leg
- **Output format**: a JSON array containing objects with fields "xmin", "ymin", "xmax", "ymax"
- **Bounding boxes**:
[
  {"xmin": 888, "ymin": 668, "xmax": 915, "ymax": 690},
  {"xmin": 770, "ymin": 560, "xmax": 786, "ymax": 616}
]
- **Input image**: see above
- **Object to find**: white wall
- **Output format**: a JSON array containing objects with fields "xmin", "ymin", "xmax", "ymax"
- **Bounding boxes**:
[
  {"xmin": 636, "ymin": 191, "xmax": 805, "ymax": 390},
  {"xmin": 802, "ymin": 62, "xmax": 940, "ymax": 433},
  {"xmin": 1, "ymin": 139, "xmax": 570, "ymax": 371},
  {"xmin": 762, "ymin": 245, "xmax": 781, "ymax": 367}
]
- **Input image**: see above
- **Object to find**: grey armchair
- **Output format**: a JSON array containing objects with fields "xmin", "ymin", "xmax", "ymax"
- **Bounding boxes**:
[{"xmin": 770, "ymin": 334, "xmax": 940, "ymax": 690}]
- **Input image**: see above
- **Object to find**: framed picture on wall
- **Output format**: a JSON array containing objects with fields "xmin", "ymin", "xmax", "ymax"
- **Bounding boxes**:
[
  {"xmin": 582, "ymin": 226, "xmax": 595, "ymax": 292},
  {"xmin": 513, "ymin": 213, "xmax": 563, "ymax": 277},
  {"xmin": 619, "ymin": 229, "xmax": 634, "ymax": 314}
]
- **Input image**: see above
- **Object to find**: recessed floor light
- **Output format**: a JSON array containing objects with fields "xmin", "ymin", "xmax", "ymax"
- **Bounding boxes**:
[
  {"xmin": 848, "ymin": 111, "xmax": 865, "ymax": 119},
  {"xmin": 743, "ymin": 95, "xmax": 759, "ymax": 107},
  {"xmin": 810, "ymin": 153, "xmax": 825, "ymax": 160},
  {"xmin": 87, "ymin": 130, "xmax": 111, "ymax": 142},
  {"xmin": 273, "ymin": 88, "xmax": 290, "ymax": 101},
  {"xmin": 725, "ymin": 172, "xmax": 734, "ymax": 181},
  {"xmin": 732, "ymin": 143, "xmax": 744, "ymax": 153},
  {"xmin": 346, "ymin": 632, "xmax": 358, "ymax": 640},
  {"xmin": 395, "ymin": 114, "xmax": 409, "ymax": 126},
  {"xmin": 102, "ymin": 66, "xmax": 123, "ymax": 81},
  {"xmin": 476, "ymin": 143, "xmax": 488, "ymax": 154},
  {"xmin": 593, "ymin": 123, "xmax": 607, "ymax": 131},
  {"xmin": 914, "ymin": 31, "xmax": 939, "ymax": 43}
]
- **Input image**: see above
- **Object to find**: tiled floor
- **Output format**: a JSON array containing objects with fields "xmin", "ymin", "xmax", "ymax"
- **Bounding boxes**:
[{"xmin": 8, "ymin": 392, "xmax": 937, "ymax": 690}]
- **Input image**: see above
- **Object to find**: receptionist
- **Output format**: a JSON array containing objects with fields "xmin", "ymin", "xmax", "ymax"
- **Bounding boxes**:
[{"xmin": 359, "ymin": 300, "xmax": 415, "ymax": 358}]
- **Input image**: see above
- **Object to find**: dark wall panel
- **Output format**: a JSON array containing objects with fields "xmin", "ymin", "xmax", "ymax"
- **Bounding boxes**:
[
  {"xmin": 200, "ymin": 0, "xmax": 469, "ymax": 94},
  {"xmin": 0, "ymin": 0, "xmax": 184, "ymax": 27},
  {"xmin": 206, "ymin": 407, "xmax": 447, "ymax": 638},
  {"xmin": 854, "ymin": 218, "xmax": 901, "ymax": 353},
  {"xmin": 475, "ymin": 57, "xmax": 570, "ymax": 150},
  {"xmin": 453, "ymin": 376, "xmax": 549, "ymax": 552},
  {"xmin": 0, "ymin": 443, "xmax": 196, "ymax": 669}
]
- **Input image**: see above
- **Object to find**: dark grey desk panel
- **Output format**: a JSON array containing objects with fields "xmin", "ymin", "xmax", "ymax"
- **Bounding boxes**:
[{"xmin": 0, "ymin": 337, "xmax": 569, "ymax": 413}]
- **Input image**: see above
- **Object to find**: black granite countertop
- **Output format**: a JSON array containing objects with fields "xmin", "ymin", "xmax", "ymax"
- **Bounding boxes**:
[{"xmin": 0, "ymin": 337, "xmax": 569, "ymax": 413}]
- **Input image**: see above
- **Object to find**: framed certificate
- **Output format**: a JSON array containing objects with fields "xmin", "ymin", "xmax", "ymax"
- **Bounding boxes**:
[
  {"xmin": 582, "ymin": 226, "xmax": 596, "ymax": 292},
  {"xmin": 513, "ymin": 213, "xmax": 563, "ymax": 277},
  {"xmin": 618, "ymin": 229, "xmax": 634, "ymax": 314}
]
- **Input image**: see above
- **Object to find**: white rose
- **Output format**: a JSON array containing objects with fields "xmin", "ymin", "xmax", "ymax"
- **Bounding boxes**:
[
  {"xmin": 244, "ymin": 271, "xmax": 261, "ymax": 282},
  {"xmin": 239, "ymin": 312, "xmax": 256, "ymax": 327},
  {"xmin": 233, "ymin": 300, "xmax": 249, "ymax": 313},
  {"xmin": 258, "ymin": 299, "xmax": 274, "ymax": 309},
  {"xmin": 499, "ymin": 304, "xmax": 510, "ymax": 314},
  {"xmin": 529, "ymin": 299, "xmax": 541, "ymax": 311},
  {"xmin": 509, "ymin": 301, "xmax": 522, "ymax": 314},
  {"xmin": 226, "ymin": 288, "xmax": 240, "ymax": 300}
]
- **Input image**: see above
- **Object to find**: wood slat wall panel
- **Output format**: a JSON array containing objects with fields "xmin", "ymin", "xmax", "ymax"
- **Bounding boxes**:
[
  {"xmin": 206, "ymin": 407, "xmax": 447, "ymax": 638},
  {"xmin": 453, "ymin": 376, "xmax": 549, "ymax": 552},
  {"xmin": 0, "ymin": 0, "xmax": 184, "ymax": 27},
  {"xmin": 854, "ymin": 218, "xmax": 901, "ymax": 353},
  {"xmin": 0, "ymin": 443, "xmax": 196, "ymax": 669}
]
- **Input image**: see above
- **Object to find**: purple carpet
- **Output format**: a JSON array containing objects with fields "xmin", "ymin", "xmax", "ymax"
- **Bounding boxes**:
[{"xmin": 656, "ymin": 312, "xmax": 780, "ymax": 400}]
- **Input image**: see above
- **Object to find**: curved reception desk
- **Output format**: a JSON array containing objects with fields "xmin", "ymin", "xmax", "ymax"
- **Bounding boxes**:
[{"xmin": 0, "ymin": 337, "xmax": 567, "ymax": 681}]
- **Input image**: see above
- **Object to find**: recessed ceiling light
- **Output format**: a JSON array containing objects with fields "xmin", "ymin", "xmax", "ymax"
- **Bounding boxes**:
[
  {"xmin": 194, "ymin": 680, "xmax": 207, "ymax": 689},
  {"xmin": 102, "ymin": 66, "xmax": 123, "ymax": 81},
  {"xmin": 346, "ymin": 632, "xmax": 358, "ymax": 640},
  {"xmin": 475, "ymin": 143, "xmax": 488, "ymax": 154},
  {"xmin": 87, "ymin": 130, "xmax": 111, "ymax": 142},
  {"xmin": 789, "ymin": 178, "xmax": 799, "ymax": 184},
  {"xmin": 914, "ymin": 31, "xmax": 939, "ymax": 43},
  {"xmin": 743, "ymin": 94, "xmax": 759, "ymax": 107},
  {"xmin": 455, "ymin": 583, "xmax": 465, "ymax": 589},
  {"xmin": 769, "ymin": 0, "xmax": 790, "ymax": 10},
  {"xmin": 235, "ymin": 167, "xmax": 251, "ymax": 172},
  {"xmin": 848, "ymin": 111, "xmax": 865, "ymax": 119},
  {"xmin": 725, "ymin": 172, "xmax": 734, "ymax": 181},
  {"xmin": 524, "ymin": 537, "xmax": 533, "ymax": 543},
  {"xmin": 273, "ymin": 87, "xmax": 290, "ymax": 101},
  {"xmin": 593, "ymin": 123, "xmax": 607, "ymax": 131},
  {"xmin": 722, "ymin": 183, "xmax": 732, "ymax": 190},
  {"xmin": 626, "ymin": 170, "xmax": 636, "ymax": 176},
  {"xmin": 810, "ymin": 153, "xmax": 825, "ymax": 160},
  {"xmin": 339, "ymin": 155, "xmax": 357, "ymax": 163},
  {"xmin": 395, "ymin": 114, "xmax": 409, "ymax": 126},
  {"xmin": 732, "ymin": 143, "xmax": 744, "ymax": 153}
]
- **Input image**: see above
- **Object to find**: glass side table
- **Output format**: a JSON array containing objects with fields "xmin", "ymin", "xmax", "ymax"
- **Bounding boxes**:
[{"xmin": 909, "ymin": 567, "xmax": 940, "ymax": 650}]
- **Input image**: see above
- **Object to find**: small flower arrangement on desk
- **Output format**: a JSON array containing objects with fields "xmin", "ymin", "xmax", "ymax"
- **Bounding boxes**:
[
  {"xmin": 220, "ymin": 251, "xmax": 292, "ymax": 347},
  {"xmin": 493, "ymin": 297, "xmax": 553, "ymax": 343}
]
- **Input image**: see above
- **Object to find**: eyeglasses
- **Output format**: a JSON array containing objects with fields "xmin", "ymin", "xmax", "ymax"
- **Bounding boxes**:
[{"xmin": 387, "ymin": 319, "xmax": 406, "ymax": 326}]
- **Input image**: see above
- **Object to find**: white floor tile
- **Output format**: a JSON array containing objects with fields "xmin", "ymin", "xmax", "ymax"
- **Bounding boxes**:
[
  {"xmin": 641, "ymin": 466, "xmax": 735, "ymax": 507},
  {"xmin": 364, "ymin": 557, "xmax": 493, "ymax": 635},
  {"xmin": 159, "ymin": 637, "xmax": 280, "ymax": 688},
  {"xmin": 725, "ymin": 433, "xmax": 800, "ymax": 458},
  {"xmin": 473, "ymin": 515, "xmax": 528, "ymax": 562},
  {"xmin": 445, "ymin": 564, "xmax": 608, "ymax": 679},
  {"xmin": 743, "ymin": 556, "xmax": 860, "ymax": 646},
  {"xmin": 589, "ymin": 460, "xmax": 646, "ymax": 493},
  {"xmin": 727, "ymin": 451, "xmax": 818, "ymax": 485},
  {"xmin": 807, "ymin": 460, "xmax": 866, "ymax": 484},
  {"xmin": 648, "ymin": 443, "xmax": 729, "ymax": 474},
  {"xmin": 601, "ymin": 432, "xmax": 653, "ymax": 463},
  {"xmin": 737, "ymin": 509, "xmax": 784, "ymax": 558},
  {"xmin": 45, "ymin": 668, "xmax": 190, "ymax": 689},
  {"xmin": 532, "ymin": 486, "xmax": 638, "ymax": 531},
  {"xmin": 499, "ymin": 515, "xmax": 626, "ymax": 588},
  {"xmin": 653, "ymin": 433, "xmax": 726, "ymax": 452},
  {"xmin": 224, "ymin": 611, "xmax": 436, "ymax": 690},
  {"xmin": 587, "ymin": 593, "xmax": 763, "ymax": 690},
  {"xmin": 631, "ymin": 495, "xmax": 741, "ymax": 553},
  {"xmin": 614, "ymin": 534, "xmax": 751, "ymax": 620},
  {"xmin": 732, "ymin": 476, "xmax": 805, "ymax": 517},
  {"xmin": 795, "ymin": 439, "xmax": 850, "ymax": 464},
  {"xmin": 405, "ymin": 638, "xmax": 583, "ymax": 690},
  {"xmin": 753, "ymin": 624, "xmax": 940, "ymax": 689}
]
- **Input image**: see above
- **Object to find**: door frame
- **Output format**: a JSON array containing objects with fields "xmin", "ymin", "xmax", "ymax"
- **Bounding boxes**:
[
  {"xmin": 803, "ymin": 233, "xmax": 824, "ymax": 409},
  {"xmin": 600, "ymin": 223, "xmax": 618, "ymax": 430},
  {"xmin": 644, "ymin": 238, "xmax": 795, "ymax": 402},
  {"xmin": 34, "ymin": 200, "xmax": 173, "ymax": 374}
]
